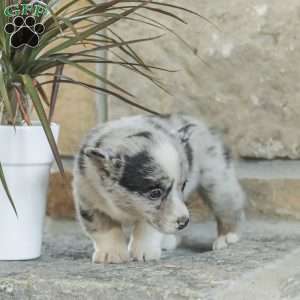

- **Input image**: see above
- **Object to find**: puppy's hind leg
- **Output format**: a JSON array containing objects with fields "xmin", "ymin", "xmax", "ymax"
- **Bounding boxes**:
[
  {"xmin": 75, "ymin": 194, "xmax": 129, "ymax": 264},
  {"xmin": 198, "ymin": 168, "xmax": 245, "ymax": 251}
]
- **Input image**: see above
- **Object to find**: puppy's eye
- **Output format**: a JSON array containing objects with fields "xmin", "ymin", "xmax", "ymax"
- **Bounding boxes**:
[
  {"xmin": 149, "ymin": 188, "xmax": 163, "ymax": 200},
  {"xmin": 112, "ymin": 158, "xmax": 122, "ymax": 169},
  {"xmin": 182, "ymin": 180, "xmax": 187, "ymax": 192}
]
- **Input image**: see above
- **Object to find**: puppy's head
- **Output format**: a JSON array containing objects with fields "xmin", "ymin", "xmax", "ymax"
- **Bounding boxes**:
[{"xmin": 84, "ymin": 139, "xmax": 190, "ymax": 234}]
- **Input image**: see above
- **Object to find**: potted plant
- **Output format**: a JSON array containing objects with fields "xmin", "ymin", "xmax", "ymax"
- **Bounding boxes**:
[{"xmin": 0, "ymin": 0, "xmax": 208, "ymax": 260}]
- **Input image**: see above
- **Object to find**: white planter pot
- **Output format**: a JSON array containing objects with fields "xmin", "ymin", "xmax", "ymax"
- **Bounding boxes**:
[{"xmin": 0, "ymin": 123, "xmax": 60, "ymax": 260}]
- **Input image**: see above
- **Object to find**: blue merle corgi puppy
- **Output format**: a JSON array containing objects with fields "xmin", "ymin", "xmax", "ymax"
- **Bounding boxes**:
[{"xmin": 73, "ymin": 114, "xmax": 245, "ymax": 263}]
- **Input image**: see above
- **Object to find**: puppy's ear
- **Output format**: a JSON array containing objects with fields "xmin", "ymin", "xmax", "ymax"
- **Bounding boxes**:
[
  {"xmin": 177, "ymin": 130, "xmax": 189, "ymax": 145},
  {"xmin": 84, "ymin": 147, "xmax": 124, "ymax": 175},
  {"xmin": 177, "ymin": 124, "xmax": 196, "ymax": 144},
  {"xmin": 84, "ymin": 147, "xmax": 114, "ymax": 161}
]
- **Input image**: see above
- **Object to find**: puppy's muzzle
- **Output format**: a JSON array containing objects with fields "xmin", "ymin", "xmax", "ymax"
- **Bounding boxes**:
[{"xmin": 176, "ymin": 216, "xmax": 189, "ymax": 231}]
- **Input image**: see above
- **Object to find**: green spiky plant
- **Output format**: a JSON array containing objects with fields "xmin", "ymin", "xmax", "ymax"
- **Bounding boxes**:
[{"xmin": 0, "ymin": 0, "xmax": 213, "ymax": 215}]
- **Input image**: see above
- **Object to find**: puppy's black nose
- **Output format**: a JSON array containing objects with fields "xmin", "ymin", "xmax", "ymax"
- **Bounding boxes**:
[{"xmin": 177, "ymin": 216, "xmax": 189, "ymax": 230}]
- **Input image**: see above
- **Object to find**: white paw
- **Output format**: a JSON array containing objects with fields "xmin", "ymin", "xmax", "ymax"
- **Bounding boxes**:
[
  {"xmin": 226, "ymin": 232, "xmax": 239, "ymax": 244},
  {"xmin": 212, "ymin": 233, "xmax": 239, "ymax": 251},
  {"xmin": 93, "ymin": 245, "xmax": 129, "ymax": 264},
  {"xmin": 213, "ymin": 236, "xmax": 228, "ymax": 250},
  {"xmin": 129, "ymin": 222, "xmax": 163, "ymax": 262},
  {"xmin": 129, "ymin": 241, "xmax": 161, "ymax": 262},
  {"xmin": 161, "ymin": 235, "xmax": 180, "ymax": 251}
]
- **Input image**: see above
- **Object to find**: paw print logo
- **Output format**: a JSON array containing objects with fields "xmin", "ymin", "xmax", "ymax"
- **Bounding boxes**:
[{"xmin": 4, "ymin": 16, "xmax": 45, "ymax": 48}]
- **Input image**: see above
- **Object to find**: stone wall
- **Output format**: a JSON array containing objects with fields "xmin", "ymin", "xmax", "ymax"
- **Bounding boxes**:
[
  {"xmin": 107, "ymin": 0, "xmax": 300, "ymax": 159},
  {"xmin": 5, "ymin": 1, "xmax": 97, "ymax": 156},
  {"xmin": 51, "ymin": 63, "xmax": 97, "ymax": 155},
  {"xmin": 50, "ymin": 1, "xmax": 97, "ymax": 156}
]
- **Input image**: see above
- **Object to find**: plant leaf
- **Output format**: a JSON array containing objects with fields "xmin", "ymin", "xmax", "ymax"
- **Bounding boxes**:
[
  {"xmin": 39, "ymin": 78, "xmax": 161, "ymax": 115},
  {"xmin": 34, "ymin": 80, "xmax": 50, "ymax": 106},
  {"xmin": 56, "ymin": 57, "xmax": 135, "ymax": 97},
  {"xmin": 21, "ymin": 75, "xmax": 64, "ymax": 176},
  {"xmin": 0, "ymin": 162, "xmax": 18, "ymax": 217},
  {"xmin": 13, "ymin": 86, "xmax": 31, "ymax": 125},
  {"xmin": 44, "ymin": 3, "xmax": 146, "ymax": 56},
  {"xmin": 119, "ymin": 0, "xmax": 220, "ymax": 30},
  {"xmin": 49, "ymin": 65, "xmax": 64, "ymax": 122},
  {"xmin": 0, "ymin": 72, "xmax": 13, "ymax": 122}
]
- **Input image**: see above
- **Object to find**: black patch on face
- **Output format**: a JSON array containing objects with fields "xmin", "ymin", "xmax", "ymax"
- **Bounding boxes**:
[
  {"xmin": 78, "ymin": 148, "xmax": 86, "ymax": 175},
  {"xmin": 119, "ymin": 151, "xmax": 159, "ymax": 194},
  {"xmin": 128, "ymin": 131, "xmax": 153, "ymax": 140},
  {"xmin": 223, "ymin": 145, "xmax": 232, "ymax": 167},
  {"xmin": 79, "ymin": 207, "xmax": 94, "ymax": 223}
]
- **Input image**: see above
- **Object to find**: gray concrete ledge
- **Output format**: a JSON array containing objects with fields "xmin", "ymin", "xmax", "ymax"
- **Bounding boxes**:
[
  {"xmin": 236, "ymin": 159, "xmax": 300, "ymax": 179},
  {"xmin": 0, "ymin": 218, "xmax": 300, "ymax": 300}
]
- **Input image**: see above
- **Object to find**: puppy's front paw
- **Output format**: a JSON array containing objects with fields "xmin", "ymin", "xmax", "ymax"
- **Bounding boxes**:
[
  {"xmin": 93, "ymin": 230, "xmax": 129, "ymax": 264},
  {"xmin": 129, "ymin": 222, "xmax": 163, "ymax": 262},
  {"xmin": 93, "ymin": 245, "xmax": 129, "ymax": 264},
  {"xmin": 161, "ymin": 234, "xmax": 180, "ymax": 251},
  {"xmin": 212, "ymin": 232, "xmax": 239, "ymax": 250},
  {"xmin": 129, "ymin": 241, "xmax": 161, "ymax": 262}
]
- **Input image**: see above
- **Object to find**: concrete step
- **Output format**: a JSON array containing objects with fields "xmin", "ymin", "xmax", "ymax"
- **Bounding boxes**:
[{"xmin": 0, "ymin": 218, "xmax": 300, "ymax": 300}]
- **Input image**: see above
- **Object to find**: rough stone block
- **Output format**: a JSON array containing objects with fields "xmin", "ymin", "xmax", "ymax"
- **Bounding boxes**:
[
  {"xmin": 242, "ymin": 179, "xmax": 300, "ymax": 220},
  {"xmin": 47, "ymin": 172, "xmax": 75, "ymax": 219},
  {"xmin": 107, "ymin": 0, "xmax": 300, "ymax": 159},
  {"xmin": 47, "ymin": 173, "xmax": 300, "ymax": 221}
]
